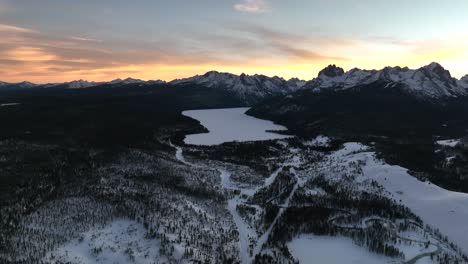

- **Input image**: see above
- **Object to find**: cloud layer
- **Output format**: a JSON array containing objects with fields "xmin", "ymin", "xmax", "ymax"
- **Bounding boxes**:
[
  {"xmin": 234, "ymin": 0, "xmax": 270, "ymax": 13},
  {"xmin": 0, "ymin": 20, "xmax": 467, "ymax": 83}
]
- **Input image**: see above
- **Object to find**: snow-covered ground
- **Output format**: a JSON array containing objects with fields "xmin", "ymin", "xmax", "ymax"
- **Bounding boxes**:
[
  {"xmin": 43, "ymin": 219, "xmax": 165, "ymax": 264},
  {"xmin": 304, "ymin": 135, "xmax": 331, "ymax": 147},
  {"xmin": 0, "ymin": 102, "xmax": 20, "ymax": 107},
  {"xmin": 436, "ymin": 139, "xmax": 460, "ymax": 147},
  {"xmin": 288, "ymin": 235, "xmax": 394, "ymax": 264},
  {"xmin": 329, "ymin": 143, "xmax": 468, "ymax": 253},
  {"xmin": 182, "ymin": 107, "xmax": 291, "ymax": 145},
  {"xmin": 172, "ymin": 140, "xmax": 306, "ymax": 263}
]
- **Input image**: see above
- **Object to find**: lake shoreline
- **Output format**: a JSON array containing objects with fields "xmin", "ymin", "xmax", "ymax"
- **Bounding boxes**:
[{"xmin": 182, "ymin": 107, "xmax": 292, "ymax": 146}]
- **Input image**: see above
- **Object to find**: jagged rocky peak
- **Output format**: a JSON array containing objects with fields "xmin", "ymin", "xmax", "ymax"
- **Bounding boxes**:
[
  {"xmin": 170, "ymin": 71, "xmax": 305, "ymax": 104},
  {"xmin": 287, "ymin": 77, "xmax": 306, "ymax": 88},
  {"xmin": 67, "ymin": 79, "xmax": 99, "ymax": 89},
  {"xmin": 147, "ymin": 79, "xmax": 166, "ymax": 85},
  {"xmin": 305, "ymin": 62, "xmax": 466, "ymax": 99},
  {"xmin": 423, "ymin": 62, "xmax": 448, "ymax": 74},
  {"xmin": 461, "ymin": 75, "xmax": 468, "ymax": 83},
  {"xmin": 318, "ymin": 64, "xmax": 345, "ymax": 78},
  {"xmin": 459, "ymin": 75, "xmax": 468, "ymax": 88},
  {"xmin": 203, "ymin": 70, "xmax": 233, "ymax": 78},
  {"xmin": 109, "ymin": 77, "xmax": 145, "ymax": 85},
  {"xmin": 421, "ymin": 62, "xmax": 454, "ymax": 81},
  {"xmin": 381, "ymin": 65, "xmax": 409, "ymax": 74}
]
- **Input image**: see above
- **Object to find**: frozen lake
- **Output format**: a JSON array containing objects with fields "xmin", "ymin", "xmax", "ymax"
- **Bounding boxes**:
[{"xmin": 182, "ymin": 107, "xmax": 292, "ymax": 145}]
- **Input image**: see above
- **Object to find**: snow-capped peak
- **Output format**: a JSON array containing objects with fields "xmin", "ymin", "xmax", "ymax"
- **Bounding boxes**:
[
  {"xmin": 318, "ymin": 64, "xmax": 345, "ymax": 78},
  {"xmin": 147, "ymin": 80, "xmax": 166, "ymax": 85},
  {"xmin": 287, "ymin": 78, "xmax": 306, "ymax": 88},
  {"xmin": 171, "ymin": 71, "xmax": 305, "ymax": 103},
  {"xmin": 171, "ymin": 71, "xmax": 239, "ymax": 86},
  {"xmin": 305, "ymin": 63, "xmax": 467, "ymax": 99},
  {"xmin": 15, "ymin": 81, "xmax": 36, "ymax": 88},
  {"xmin": 460, "ymin": 75, "xmax": 468, "ymax": 88},
  {"xmin": 110, "ymin": 77, "xmax": 145, "ymax": 85},
  {"xmin": 309, "ymin": 65, "xmax": 378, "ymax": 91},
  {"xmin": 67, "ymin": 80, "xmax": 101, "ymax": 89}
]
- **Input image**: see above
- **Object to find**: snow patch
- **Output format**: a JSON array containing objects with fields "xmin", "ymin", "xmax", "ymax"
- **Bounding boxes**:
[
  {"xmin": 0, "ymin": 103, "xmax": 21, "ymax": 107},
  {"xmin": 436, "ymin": 139, "xmax": 460, "ymax": 147},
  {"xmin": 43, "ymin": 219, "xmax": 165, "ymax": 264},
  {"xmin": 288, "ymin": 235, "xmax": 394, "ymax": 264},
  {"xmin": 304, "ymin": 135, "xmax": 331, "ymax": 147}
]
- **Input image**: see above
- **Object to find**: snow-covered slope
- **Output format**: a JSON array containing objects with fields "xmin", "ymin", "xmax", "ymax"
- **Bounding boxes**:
[
  {"xmin": 288, "ymin": 235, "xmax": 394, "ymax": 264},
  {"xmin": 15, "ymin": 81, "xmax": 37, "ymax": 88},
  {"xmin": 460, "ymin": 75, "xmax": 468, "ymax": 88},
  {"xmin": 60, "ymin": 78, "xmax": 165, "ymax": 88},
  {"xmin": 0, "ymin": 81, "xmax": 37, "ymax": 89},
  {"xmin": 327, "ymin": 143, "xmax": 468, "ymax": 252},
  {"xmin": 13, "ymin": 78, "xmax": 167, "ymax": 89},
  {"xmin": 305, "ymin": 63, "xmax": 467, "ymax": 99},
  {"xmin": 43, "ymin": 219, "xmax": 165, "ymax": 264},
  {"xmin": 171, "ymin": 71, "xmax": 305, "ymax": 103},
  {"xmin": 40, "ymin": 80, "xmax": 102, "ymax": 89}
]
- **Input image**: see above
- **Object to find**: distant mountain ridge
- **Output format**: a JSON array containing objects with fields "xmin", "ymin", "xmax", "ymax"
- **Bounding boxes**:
[
  {"xmin": 247, "ymin": 63, "xmax": 468, "ymax": 139},
  {"xmin": 1, "ymin": 63, "xmax": 467, "ymax": 104},
  {"xmin": 170, "ymin": 71, "xmax": 306, "ymax": 104},
  {"xmin": 305, "ymin": 62, "xmax": 468, "ymax": 99},
  {"xmin": 0, "ymin": 72, "xmax": 305, "ymax": 105}
]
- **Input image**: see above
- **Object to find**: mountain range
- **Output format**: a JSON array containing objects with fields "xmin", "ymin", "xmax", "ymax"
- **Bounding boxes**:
[
  {"xmin": 247, "ymin": 63, "xmax": 468, "ymax": 140},
  {"xmin": 3, "ymin": 62, "xmax": 468, "ymax": 263},
  {"xmin": 1, "ymin": 62, "xmax": 467, "ymax": 104},
  {"xmin": 171, "ymin": 71, "xmax": 306, "ymax": 104},
  {"xmin": 306, "ymin": 62, "xmax": 468, "ymax": 99},
  {"xmin": 0, "ymin": 73, "xmax": 306, "ymax": 105},
  {"xmin": 3, "ymin": 62, "xmax": 468, "ymax": 141}
]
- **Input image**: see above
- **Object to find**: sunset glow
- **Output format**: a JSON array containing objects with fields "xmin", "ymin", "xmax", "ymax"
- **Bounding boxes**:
[{"xmin": 1, "ymin": 0, "xmax": 467, "ymax": 83}]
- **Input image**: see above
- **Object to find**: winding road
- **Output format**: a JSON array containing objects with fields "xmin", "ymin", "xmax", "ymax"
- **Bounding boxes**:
[
  {"xmin": 171, "ymin": 142, "xmax": 303, "ymax": 264},
  {"xmin": 171, "ymin": 142, "xmax": 444, "ymax": 264},
  {"xmin": 329, "ymin": 212, "xmax": 442, "ymax": 264}
]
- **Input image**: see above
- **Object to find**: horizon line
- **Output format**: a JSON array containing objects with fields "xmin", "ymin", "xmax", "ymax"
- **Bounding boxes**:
[{"xmin": 2, "ymin": 61, "xmax": 467, "ymax": 85}]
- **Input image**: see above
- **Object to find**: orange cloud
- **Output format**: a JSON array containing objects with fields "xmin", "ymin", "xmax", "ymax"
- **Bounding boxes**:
[
  {"xmin": 4, "ymin": 46, "xmax": 57, "ymax": 61},
  {"xmin": 0, "ymin": 22, "xmax": 467, "ymax": 83},
  {"xmin": 0, "ymin": 23, "xmax": 35, "ymax": 33}
]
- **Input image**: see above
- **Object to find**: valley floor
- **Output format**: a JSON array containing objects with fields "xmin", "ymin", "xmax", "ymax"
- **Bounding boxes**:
[{"xmin": 1, "ymin": 136, "xmax": 468, "ymax": 264}]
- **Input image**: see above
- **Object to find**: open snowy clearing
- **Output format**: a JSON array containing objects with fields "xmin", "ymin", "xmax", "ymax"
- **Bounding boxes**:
[
  {"xmin": 329, "ymin": 143, "xmax": 468, "ymax": 253},
  {"xmin": 182, "ymin": 107, "xmax": 291, "ymax": 145},
  {"xmin": 0, "ymin": 102, "xmax": 20, "ymax": 107},
  {"xmin": 43, "ymin": 219, "xmax": 165, "ymax": 264},
  {"xmin": 304, "ymin": 135, "xmax": 331, "ymax": 147},
  {"xmin": 436, "ymin": 139, "xmax": 461, "ymax": 147},
  {"xmin": 287, "ymin": 235, "xmax": 395, "ymax": 264}
]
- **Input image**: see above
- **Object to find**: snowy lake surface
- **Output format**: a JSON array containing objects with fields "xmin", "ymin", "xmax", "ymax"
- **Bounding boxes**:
[{"xmin": 182, "ymin": 107, "xmax": 292, "ymax": 145}]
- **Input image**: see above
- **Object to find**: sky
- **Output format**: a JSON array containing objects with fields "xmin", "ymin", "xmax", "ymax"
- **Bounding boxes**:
[{"xmin": 0, "ymin": 0, "xmax": 467, "ymax": 83}]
